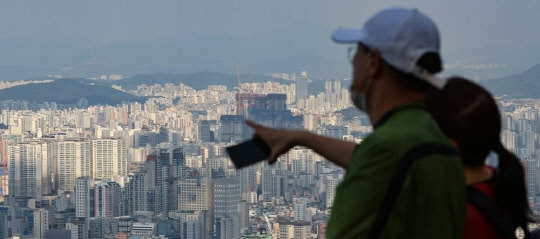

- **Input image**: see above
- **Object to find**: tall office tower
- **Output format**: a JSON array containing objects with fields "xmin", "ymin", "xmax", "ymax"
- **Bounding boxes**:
[
  {"xmin": 293, "ymin": 198, "xmax": 311, "ymax": 222},
  {"xmin": 325, "ymin": 80, "xmax": 333, "ymax": 94},
  {"xmin": 260, "ymin": 166, "xmax": 286, "ymax": 201},
  {"xmin": 523, "ymin": 157, "xmax": 537, "ymax": 205},
  {"xmin": 239, "ymin": 167, "xmax": 256, "ymax": 200},
  {"xmin": 215, "ymin": 214, "xmax": 239, "ymax": 239},
  {"xmin": 154, "ymin": 148, "xmax": 185, "ymax": 215},
  {"xmin": 92, "ymin": 139, "xmax": 126, "ymax": 180},
  {"xmin": 261, "ymin": 167, "xmax": 275, "ymax": 201},
  {"xmin": 93, "ymin": 181, "xmax": 122, "ymax": 218},
  {"xmin": 159, "ymin": 148, "xmax": 186, "ymax": 179},
  {"xmin": 295, "ymin": 72, "xmax": 308, "ymax": 102},
  {"xmin": 125, "ymin": 172, "xmax": 150, "ymax": 215},
  {"xmin": 213, "ymin": 176, "xmax": 240, "ymax": 224},
  {"xmin": 238, "ymin": 201, "xmax": 249, "ymax": 230},
  {"xmin": 178, "ymin": 177, "xmax": 213, "ymax": 237},
  {"xmin": 332, "ymin": 80, "xmax": 341, "ymax": 93},
  {"xmin": 502, "ymin": 130, "xmax": 517, "ymax": 150},
  {"xmin": 273, "ymin": 175, "xmax": 288, "ymax": 200},
  {"xmin": 525, "ymin": 131, "xmax": 536, "ymax": 154},
  {"xmin": 8, "ymin": 141, "xmax": 50, "ymax": 200},
  {"xmin": 198, "ymin": 120, "xmax": 215, "ymax": 142},
  {"xmin": 40, "ymin": 139, "xmax": 57, "ymax": 193},
  {"xmin": 57, "ymin": 140, "xmax": 92, "ymax": 191},
  {"xmin": 322, "ymin": 174, "xmax": 340, "ymax": 209},
  {"xmin": 33, "ymin": 208, "xmax": 49, "ymax": 239},
  {"xmin": 75, "ymin": 177, "xmax": 91, "ymax": 220},
  {"xmin": 219, "ymin": 115, "xmax": 246, "ymax": 142}
]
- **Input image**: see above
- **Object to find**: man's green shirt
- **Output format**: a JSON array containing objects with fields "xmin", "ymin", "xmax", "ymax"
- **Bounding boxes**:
[{"xmin": 326, "ymin": 103, "xmax": 465, "ymax": 238}]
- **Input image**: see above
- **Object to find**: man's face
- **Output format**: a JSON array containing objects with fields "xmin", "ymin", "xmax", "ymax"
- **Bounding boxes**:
[{"xmin": 350, "ymin": 43, "xmax": 372, "ymax": 93}]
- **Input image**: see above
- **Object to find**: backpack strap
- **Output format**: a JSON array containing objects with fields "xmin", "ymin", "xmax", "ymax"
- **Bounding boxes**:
[
  {"xmin": 368, "ymin": 143, "xmax": 458, "ymax": 239},
  {"xmin": 467, "ymin": 186, "xmax": 517, "ymax": 239}
]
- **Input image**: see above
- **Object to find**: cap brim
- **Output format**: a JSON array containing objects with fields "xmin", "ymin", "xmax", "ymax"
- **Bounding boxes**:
[{"xmin": 331, "ymin": 28, "xmax": 366, "ymax": 43}]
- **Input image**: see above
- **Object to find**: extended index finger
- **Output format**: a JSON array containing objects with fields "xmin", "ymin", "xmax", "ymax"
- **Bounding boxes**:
[{"xmin": 245, "ymin": 120, "xmax": 262, "ymax": 129}]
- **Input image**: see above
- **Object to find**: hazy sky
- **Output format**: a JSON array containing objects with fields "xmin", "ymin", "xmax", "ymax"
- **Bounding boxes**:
[{"xmin": 1, "ymin": 0, "xmax": 540, "ymax": 80}]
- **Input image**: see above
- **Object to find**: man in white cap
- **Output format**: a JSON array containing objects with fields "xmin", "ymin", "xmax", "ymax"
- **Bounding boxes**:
[{"xmin": 248, "ymin": 7, "xmax": 464, "ymax": 238}]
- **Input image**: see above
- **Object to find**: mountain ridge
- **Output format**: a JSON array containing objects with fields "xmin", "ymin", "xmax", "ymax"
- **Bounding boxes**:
[
  {"xmin": 482, "ymin": 63, "xmax": 540, "ymax": 98},
  {"xmin": 0, "ymin": 79, "xmax": 146, "ymax": 106}
]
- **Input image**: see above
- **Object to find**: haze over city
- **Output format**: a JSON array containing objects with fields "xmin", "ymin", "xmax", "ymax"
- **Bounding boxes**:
[
  {"xmin": 0, "ymin": 1, "xmax": 540, "ymax": 239},
  {"xmin": 2, "ymin": 0, "xmax": 540, "ymax": 80}
]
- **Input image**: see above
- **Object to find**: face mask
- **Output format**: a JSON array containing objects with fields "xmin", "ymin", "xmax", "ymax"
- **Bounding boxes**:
[
  {"xmin": 350, "ymin": 90, "xmax": 367, "ymax": 112},
  {"xmin": 350, "ymin": 78, "xmax": 373, "ymax": 112}
]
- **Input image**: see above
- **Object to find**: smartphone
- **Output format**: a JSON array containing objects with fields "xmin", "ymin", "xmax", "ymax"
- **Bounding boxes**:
[{"xmin": 226, "ymin": 138, "xmax": 271, "ymax": 169}]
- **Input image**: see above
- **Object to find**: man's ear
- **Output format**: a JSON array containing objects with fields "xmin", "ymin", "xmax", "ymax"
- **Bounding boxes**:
[{"xmin": 368, "ymin": 50, "xmax": 383, "ymax": 78}]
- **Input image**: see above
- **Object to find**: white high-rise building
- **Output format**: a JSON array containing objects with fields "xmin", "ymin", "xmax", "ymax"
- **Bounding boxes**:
[
  {"xmin": 323, "ymin": 174, "xmax": 340, "ymax": 209},
  {"xmin": 57, "ymin": 140, "xmax": 92, "ymax": 191},
  {"xmin": 92, "ymin": 139, "xmax": 126, "ymax": 180},
  {"xmin": 33, "ymin": 208, "xmax": 49, "ymax": 239},
  {"xmin": 8, "ymin": 141, "xmax": 50, "ymax": 200},
  {"xmin": 178, "ymin": 177, "xmax": 213, "ymax": 237},
  {"xmin": 213, "ymin": 176, "xmax": 240, "ymax": 239},
  {"xmin": 75, "ymin": 177, "xmax": 91, "ymax": 219},
  {"xmin": 213, "ymin": 176, "xmax": 240, "ymax": 218},
  {"xmin": 293, "ymin": 198, "xmax": 311, "ymax": 222}
]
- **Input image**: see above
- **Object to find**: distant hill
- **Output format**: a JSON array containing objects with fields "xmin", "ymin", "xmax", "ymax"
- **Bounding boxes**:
[
  {"xmin": 0, "ymin": 79, "xmax": 146, "ymax": 105},
  {"xmin": 482, "ymin": 63, "xmax": 540, "ymax": 98},
  {"xmin": 114, "ymin": 71, "xmax": 293, "ymax": 90},
  {"xmin": 336, "ymin": 107, "xmax": 370, "ymax": 123}
]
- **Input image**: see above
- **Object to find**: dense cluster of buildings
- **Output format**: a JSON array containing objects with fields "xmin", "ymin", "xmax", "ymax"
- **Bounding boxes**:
[
  {"xmin": 0, "ymin": 74, "xmax": 361, "ymax": 239},
  {"xmin": 0, "ymin": 73, "xmax": 537, "ymax": 239},
  {"xmin": 499, "ymin": 98, "xmax": 540, "ymax": 207}
]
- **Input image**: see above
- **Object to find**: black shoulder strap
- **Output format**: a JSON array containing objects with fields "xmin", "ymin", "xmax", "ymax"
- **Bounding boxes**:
[
  {"xmin": 368, "ymin": 143, "xmax": 457, "ymax": 239},
  {"xmin": 467, "ymin": 186, "xmax": 517, "ymax": 239}
]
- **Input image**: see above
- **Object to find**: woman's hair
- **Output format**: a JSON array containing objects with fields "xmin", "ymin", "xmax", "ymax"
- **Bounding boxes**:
[{"xmin": 426, "ymin": 77, "xmax": 531, "ymax": 230}]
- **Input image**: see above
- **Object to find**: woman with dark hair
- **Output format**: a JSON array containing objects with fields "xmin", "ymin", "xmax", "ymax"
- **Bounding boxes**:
[{"xmin": 426, "ymin": 77, "xmax": 532, "ymax": 239}]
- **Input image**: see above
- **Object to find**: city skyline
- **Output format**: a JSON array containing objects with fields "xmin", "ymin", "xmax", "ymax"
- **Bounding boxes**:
[
  {"xmin": 0, "ymin": 1, "xmax": 540, "ymax": 238},
  {"xmin": 0, "ymin": 74, "xmax": 537, "ymax": 238}
]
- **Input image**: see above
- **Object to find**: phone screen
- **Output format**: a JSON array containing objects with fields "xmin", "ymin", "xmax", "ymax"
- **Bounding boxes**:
[{"xmin": 226, "ymin": 138, "xmax": 271, "ymax": 169}]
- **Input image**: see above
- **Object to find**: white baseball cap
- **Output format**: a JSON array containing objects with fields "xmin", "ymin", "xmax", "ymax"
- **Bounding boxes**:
[{"xmin": 332, "ymin": 7, "xmax": 445, "ymax": 89}]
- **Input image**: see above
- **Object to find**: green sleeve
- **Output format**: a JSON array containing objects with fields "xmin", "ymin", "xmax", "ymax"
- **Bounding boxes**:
[{"xmin": 326, "ymin": 142, "xmax": 398, "ymax": 239}]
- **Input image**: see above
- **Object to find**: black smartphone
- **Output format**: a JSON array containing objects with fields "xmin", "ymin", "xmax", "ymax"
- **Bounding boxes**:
[{"xmin": 226, "ymin": 138, "xmax": 271, "ymax": 169}]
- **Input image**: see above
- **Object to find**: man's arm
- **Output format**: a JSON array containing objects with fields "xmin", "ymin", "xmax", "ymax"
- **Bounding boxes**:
[{"xmin": 247, "ymin": 120, "xmax": 357, "ymax": 169}]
